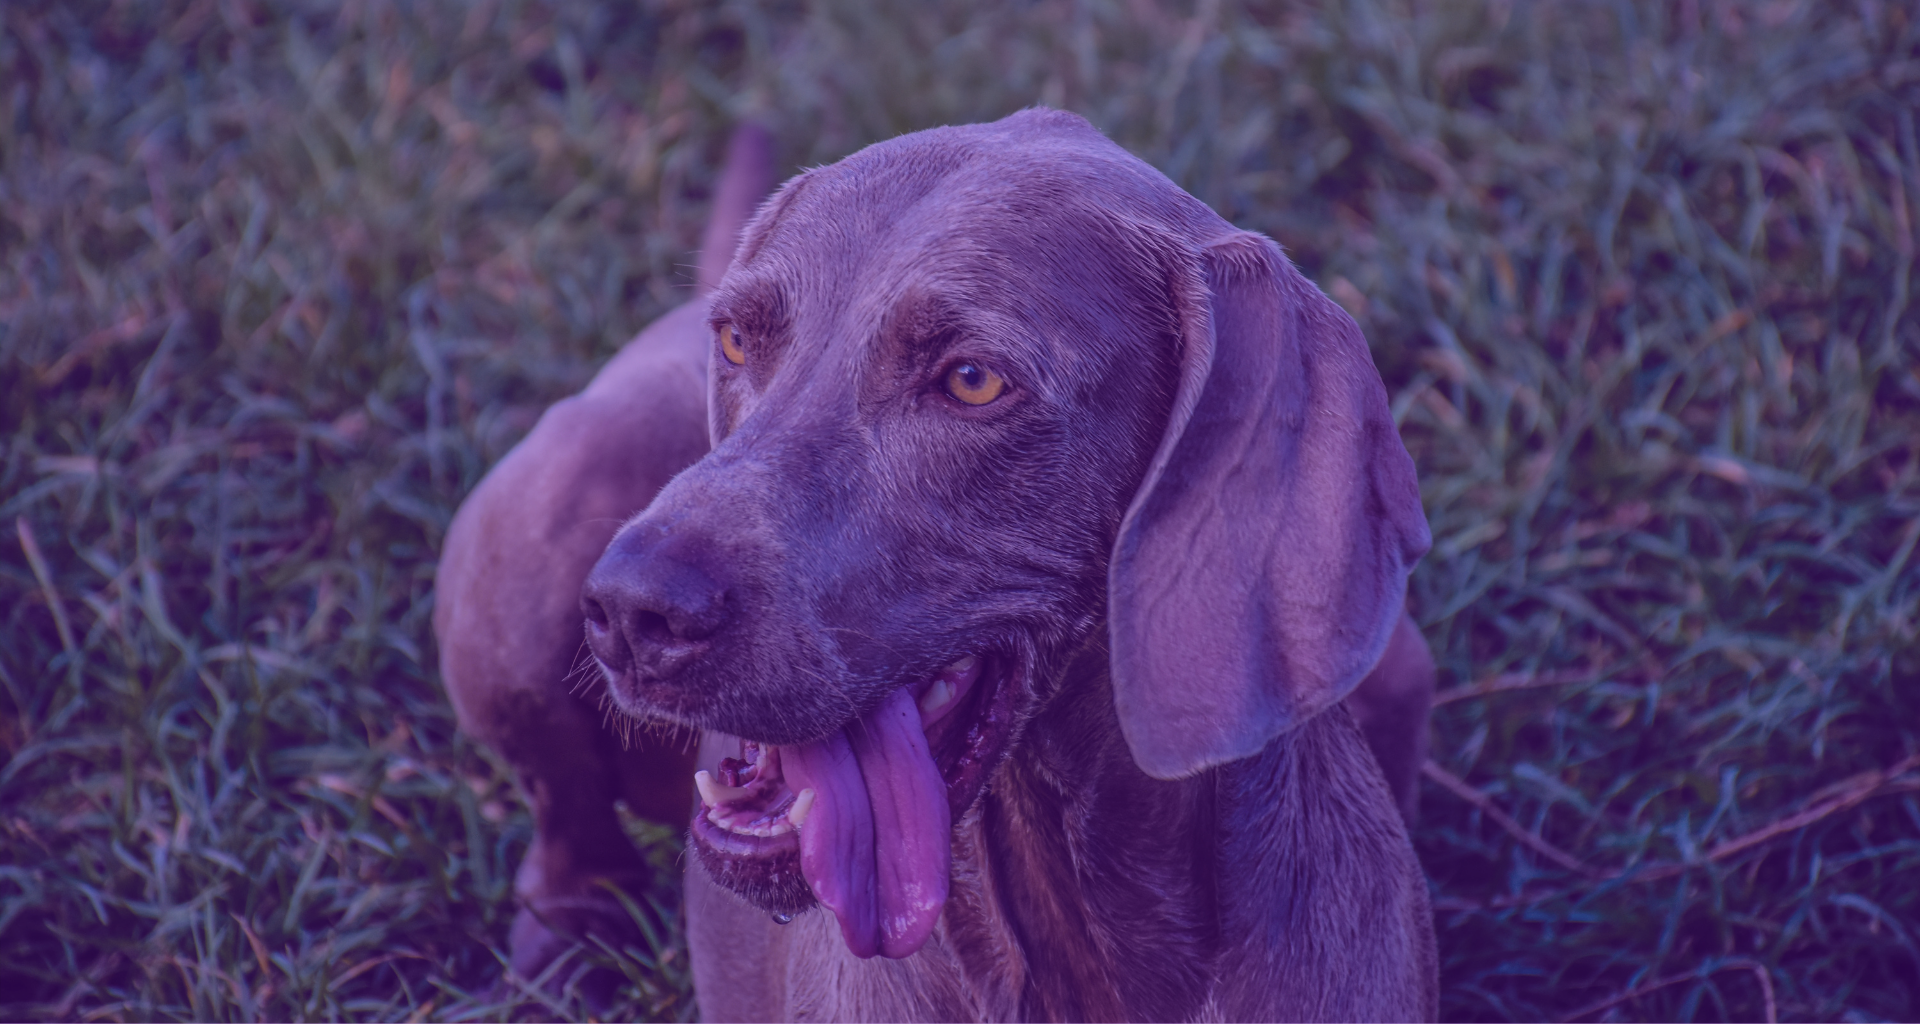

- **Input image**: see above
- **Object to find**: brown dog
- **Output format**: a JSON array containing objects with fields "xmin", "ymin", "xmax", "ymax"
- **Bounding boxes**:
[{"xmin": 437, "ymin": 111, "xmax": 1437, "ymax": 1021}]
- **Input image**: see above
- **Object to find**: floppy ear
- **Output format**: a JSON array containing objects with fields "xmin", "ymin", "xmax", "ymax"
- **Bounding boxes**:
[{"xmin": 1109, "ymin": 231, "xmax": 1431, "ymax": 780}]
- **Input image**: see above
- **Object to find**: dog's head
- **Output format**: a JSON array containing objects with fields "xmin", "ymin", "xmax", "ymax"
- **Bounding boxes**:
[{"xmin": 581, "ymin": 109, "xmax": 1429, "ymax": 959}]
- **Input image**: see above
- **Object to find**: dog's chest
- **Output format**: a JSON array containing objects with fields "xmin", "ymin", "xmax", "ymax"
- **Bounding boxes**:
[
  {"xmin": 780, "ymin": 911, "xmax": 988, "ymax": 1021},
  {"xmin": 686, "ymin": 854, "xmax": 1011, "ymax": 1022}
]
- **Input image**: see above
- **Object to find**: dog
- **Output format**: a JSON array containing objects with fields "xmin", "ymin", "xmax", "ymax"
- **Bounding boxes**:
[{"xmin": 436, "ymin": 109, "xmax": 1438, "ymax": 1021}]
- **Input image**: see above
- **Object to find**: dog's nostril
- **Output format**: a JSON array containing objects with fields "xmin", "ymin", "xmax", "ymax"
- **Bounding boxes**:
[
  {"xmin": 630, "ymin": 608, "xmax": 676, "ymax": 643},
  {"xmin": 582, "ymin": 595, "xmax": 611, "ymax": 631},
  {"xmin": 580, "ymin": 529, "xmax": 729, "ymax": 679}
]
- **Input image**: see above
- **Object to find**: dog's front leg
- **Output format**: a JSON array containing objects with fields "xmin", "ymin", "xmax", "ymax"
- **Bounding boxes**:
[{"xmin": 435, "ymin": 303, "xmax": 712, "ymax": 994}]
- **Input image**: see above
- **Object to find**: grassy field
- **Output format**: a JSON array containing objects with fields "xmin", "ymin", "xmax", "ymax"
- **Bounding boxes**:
[{"xmin": 2, "ymin": 0, "xmax": 1916, "ymax": 1020}]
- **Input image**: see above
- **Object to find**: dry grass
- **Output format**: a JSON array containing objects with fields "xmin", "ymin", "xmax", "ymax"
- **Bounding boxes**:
[{"xmin": 3, "ymin": 1, "xmax": 1916, "ymax": 1020}]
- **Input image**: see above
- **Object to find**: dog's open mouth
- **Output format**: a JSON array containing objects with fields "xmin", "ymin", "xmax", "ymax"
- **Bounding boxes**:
[{"xmin": 689, "ymin": 653, "xmax": 1018, "ymax": 959}]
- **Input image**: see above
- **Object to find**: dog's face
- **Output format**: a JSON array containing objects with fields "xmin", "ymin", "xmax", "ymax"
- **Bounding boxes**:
[
  {"xmin": 584, "ymin": 113, "xmax": 1193, "ymax": 958},
  {"xmin": 581, "ymin": 110, "xmax": 1430, "ymax": 960},
  {"xmin": 662, "ymin": 141, "xmax": 1191, "ymax": 737}
]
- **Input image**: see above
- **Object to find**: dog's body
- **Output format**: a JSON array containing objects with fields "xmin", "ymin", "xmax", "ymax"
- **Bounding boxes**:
[{"xmin": 437, "ymin": 112, "xmax": 1437, "ymax": 1021}]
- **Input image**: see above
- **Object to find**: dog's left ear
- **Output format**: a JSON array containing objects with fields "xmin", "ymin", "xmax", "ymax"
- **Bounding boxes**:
[{"xmin": 1109, "ymin": 231, "xmax": 1431, "ymax": 780}]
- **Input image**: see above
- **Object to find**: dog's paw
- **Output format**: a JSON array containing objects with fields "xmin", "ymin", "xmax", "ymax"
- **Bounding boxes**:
[{"xmin": 501, "ymin": 890, "xmax": 646, "ymax": 1013}]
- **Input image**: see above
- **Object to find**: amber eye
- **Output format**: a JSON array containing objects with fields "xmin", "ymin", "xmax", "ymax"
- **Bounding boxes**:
[
  {"xmin": 943, "ymin": 362, "xmax": 1006, "ymax": 405},
  {"xmin": 719, "ymin": 324, "xmax": 745, "ymax": 365}
]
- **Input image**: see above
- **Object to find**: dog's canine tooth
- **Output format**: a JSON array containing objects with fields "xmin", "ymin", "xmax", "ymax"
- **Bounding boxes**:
[
  {"xmin": 696, "ymin": 769, "xmax": 752, "ymax": 807},
  {"xmin": 919, "ymin": 678, "xmax": 955, "ymax": 716},
  {"xmin": 788, "ymin": 787, "xmax": 816, "ymax": 829}
]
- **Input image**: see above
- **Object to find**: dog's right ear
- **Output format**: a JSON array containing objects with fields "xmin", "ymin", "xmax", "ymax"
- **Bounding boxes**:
[{"xmin": 1108, "ymin": 231, "xmax": 1430, "ymax": 781}]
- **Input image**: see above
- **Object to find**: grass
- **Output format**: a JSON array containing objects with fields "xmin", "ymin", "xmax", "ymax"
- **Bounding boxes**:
[{"xmin": 1, "ymin": 0, "xmax": 1915, "ymax": 1020}]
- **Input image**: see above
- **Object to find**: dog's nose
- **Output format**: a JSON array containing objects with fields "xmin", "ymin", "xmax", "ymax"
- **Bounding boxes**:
[{"xmin": 580, "ymin": 526, "xmax": 730, "ymax": 680}]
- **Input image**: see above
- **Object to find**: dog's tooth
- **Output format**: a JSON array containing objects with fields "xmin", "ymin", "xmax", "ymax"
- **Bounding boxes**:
[
  {"xmin": 709, "ymin": 809, "xmax": 758, "ymax": 836},
  {"xmin": 919, "ymin": 678, "xmax": 955, "ymax": 716},
  {"xmin": 787, "ymin": 788, "xmax": 816, "ymax": 829},
  {"xmin": 695, "ymin": 769, "xmax": 752, "ymax": 807},
  {"xmin": 768, "ymin": 819, "xmax": 793, "ymax": 837}
]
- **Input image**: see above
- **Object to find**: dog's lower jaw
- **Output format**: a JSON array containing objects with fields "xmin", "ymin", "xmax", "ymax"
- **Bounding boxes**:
[
  {"xmin": 691, "ymin": 823, "xmax": 815, "ymax": 917},
  {"xmin": 683, "ymin": 654, "xmax": 1023, "ymax": 956}
]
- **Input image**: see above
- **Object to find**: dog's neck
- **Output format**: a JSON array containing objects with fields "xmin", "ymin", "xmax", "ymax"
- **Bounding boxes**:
[{"xmin": 942, "ymin": 642, "xmax": 1220, "ymax": 1021}]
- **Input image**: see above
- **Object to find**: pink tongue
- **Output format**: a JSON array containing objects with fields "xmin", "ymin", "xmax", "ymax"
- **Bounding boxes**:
[{"xmin": 781, "ymin": 687, "xmax": 951, "ymax": 959}]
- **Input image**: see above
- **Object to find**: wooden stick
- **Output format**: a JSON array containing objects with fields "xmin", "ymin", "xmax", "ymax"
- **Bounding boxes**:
[
  {"xmin": 1703, "ymin": 752, "xmax": 1920, "ymax": 863},
  {"xmin": 1422, "ymin": 760, "xmax": 1605, "ymax": 877},
  {"xmin": 1431, "ymin": 669, "xmax": 1605, "ymax": 706}
]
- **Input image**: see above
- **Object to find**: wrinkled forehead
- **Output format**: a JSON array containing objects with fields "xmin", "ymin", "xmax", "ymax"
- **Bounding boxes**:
[{"xmin": 721, "ymin": 115, "xmax": 1227, "ymax": 330}]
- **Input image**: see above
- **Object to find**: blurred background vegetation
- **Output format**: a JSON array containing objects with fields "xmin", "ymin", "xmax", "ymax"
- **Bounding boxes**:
[{"xmin": 2, "ymin": 0, "xmax": 1916, "ymax": 1020}]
